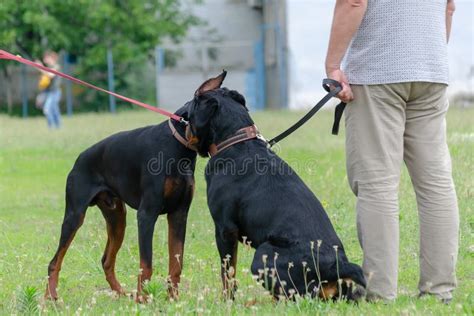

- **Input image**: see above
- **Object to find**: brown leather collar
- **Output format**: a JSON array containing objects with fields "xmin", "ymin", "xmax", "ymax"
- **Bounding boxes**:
[
  {"xmin": 208, "ymin": 125, "xmax": 264, "ymax": 157},
  {"xmin": 168, "ymin": 119, "xmax": 197, "ymax": 151}
]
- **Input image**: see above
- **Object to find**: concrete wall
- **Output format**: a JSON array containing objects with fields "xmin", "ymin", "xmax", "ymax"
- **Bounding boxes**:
[
  {"xmin": 158, "ymin": 0, "xmax": 289, "ymax": 110},
  {"xmin": 262, "ymin": 0, "xmax": 288, "ymax": 109},
  {"xmin": 158, "ymin": 0, "xmax": 266, "ymax": 110}
]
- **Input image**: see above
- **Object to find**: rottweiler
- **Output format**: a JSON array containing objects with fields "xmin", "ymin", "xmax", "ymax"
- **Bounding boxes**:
[
  {"xmin": 187, "ymin": 71, "xmax": 366, "ymax": 301},
  {"xmin": 44, "ymin": 86, "xmax": 209, "ymax": 301}
]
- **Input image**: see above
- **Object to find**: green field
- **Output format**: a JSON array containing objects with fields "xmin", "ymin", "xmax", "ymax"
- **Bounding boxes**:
[{"xmin": 0, "ymin": 108, "xmax": 472, "ymax": 315}]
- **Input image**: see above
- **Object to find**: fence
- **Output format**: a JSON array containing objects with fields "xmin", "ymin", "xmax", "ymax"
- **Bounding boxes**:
[{"xmin": 0, "ymin": 39, "xmax": 266, "ymax": 117}]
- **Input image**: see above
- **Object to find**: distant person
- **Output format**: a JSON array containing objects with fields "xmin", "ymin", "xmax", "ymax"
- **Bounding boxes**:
[
  {"xmin": 325, "ymin": 0, "xmax": 458, "ymax": 303},
  {"xmin": 37, "ymin": 51, "xmax": 62, "ymax": 128}
]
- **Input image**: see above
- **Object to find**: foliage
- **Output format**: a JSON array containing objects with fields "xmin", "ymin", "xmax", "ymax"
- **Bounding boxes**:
[
  {"xmin": 15, "ymin": 286, "xmax": 39, "ymax": 314},
  {"xmin": 0, "ymin": 0, "xmax": 202, "ymax": 111}
]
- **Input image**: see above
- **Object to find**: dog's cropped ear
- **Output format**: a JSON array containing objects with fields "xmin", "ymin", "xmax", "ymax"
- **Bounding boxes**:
[
  {"xmin": 193, "ymin": 96, "xmax": 219, "ymax": 129},
  {"xmin": 195, "ymin": 70, "xmax": 227, "ymax": 97}
]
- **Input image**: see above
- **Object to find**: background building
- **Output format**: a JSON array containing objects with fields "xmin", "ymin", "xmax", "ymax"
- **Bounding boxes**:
[
  {"xmin": 157, "ymin": 0, "xmax": 288, "ymax": 110},
  {"xmin": 0, "ymin": 0, "xmax": 289, "ymax": 113}
]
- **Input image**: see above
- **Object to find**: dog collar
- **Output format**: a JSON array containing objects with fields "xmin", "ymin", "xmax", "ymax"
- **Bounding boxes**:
[
  {"xmin": 208, "ymin": 125, "xmax": 265, "ymax": 157},
  {"xmin": 168, "ymin": 119, "xmax": 198, "ymax": 151}
]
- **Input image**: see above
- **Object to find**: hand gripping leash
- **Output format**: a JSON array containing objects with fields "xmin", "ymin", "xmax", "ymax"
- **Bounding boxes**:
[{"xmin": 267, "ymin": 79, "xmax": 346, "ymax": 147}]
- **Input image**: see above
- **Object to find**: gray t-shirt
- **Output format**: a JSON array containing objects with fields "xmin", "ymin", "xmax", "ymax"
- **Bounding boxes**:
[{"xmin": 343, "ymin": 0, "xmax": 449, "ymax": 85}]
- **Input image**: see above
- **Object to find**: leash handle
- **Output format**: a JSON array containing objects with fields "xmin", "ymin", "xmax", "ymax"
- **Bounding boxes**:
[
  {"xmin": 0, "ymin": 49, "xmax": 184, "ymax": 123},
  {"xmin": 322, "ymin": 78, "xmax": 343, "ymax": 94},
  {"xmin": 267, "ymin": 78, "xmax": 343, "ymax": 147},
  {"xmin": 331, "ymin": 102, "xmax": 346, "ymax": 135},
  {"xmin": 322, "ymin": 78, "xmax": 347, "ymax": 135},
  {"xmin": 322, "ymin": 79, "xmax": 347, "ymax": 135}
]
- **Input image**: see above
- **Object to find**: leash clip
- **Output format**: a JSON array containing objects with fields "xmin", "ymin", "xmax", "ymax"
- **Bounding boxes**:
[{"xmin": 179, "ymin": 117, "xmax": 189, "ymax": 125}]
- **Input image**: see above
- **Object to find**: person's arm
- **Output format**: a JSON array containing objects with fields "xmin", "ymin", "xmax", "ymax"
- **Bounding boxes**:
[
  {"xmin": 446, "ymin": 0, "xmax": 455, "ymax": 43},
  {"xmin": 325, "ymin": 0, "xmax": 367, "ymax": 102}
]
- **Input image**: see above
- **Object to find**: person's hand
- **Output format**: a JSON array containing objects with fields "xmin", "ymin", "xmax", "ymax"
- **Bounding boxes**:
[{"xmin": 326, "ymin": 68, "xmax": 354, "ymax": 103}]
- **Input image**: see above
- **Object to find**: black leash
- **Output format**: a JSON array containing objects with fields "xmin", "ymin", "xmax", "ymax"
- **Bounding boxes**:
[{"xmin": 268, "ymin": 79, "xmax": 346, "ymax": 147}]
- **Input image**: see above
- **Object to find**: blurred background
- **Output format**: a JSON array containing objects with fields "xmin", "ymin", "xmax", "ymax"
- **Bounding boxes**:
[{"xmin": 0, "ymin": 0, "xmax": 472, "ymax": 117}]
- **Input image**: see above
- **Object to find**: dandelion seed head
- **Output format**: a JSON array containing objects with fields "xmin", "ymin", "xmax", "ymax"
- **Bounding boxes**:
[{"xmin": 368, "ymin": 271, "xmax": 374, "ymax": 281}]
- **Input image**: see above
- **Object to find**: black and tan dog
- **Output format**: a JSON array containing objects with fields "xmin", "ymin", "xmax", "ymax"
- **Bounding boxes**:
[
  {"xmin": 187, "ymin": 71, "xmax": 366, "ymax": 300},
  {"xmin": 45, "ymin": 90, "xmax": 208, "ymax": 301}
]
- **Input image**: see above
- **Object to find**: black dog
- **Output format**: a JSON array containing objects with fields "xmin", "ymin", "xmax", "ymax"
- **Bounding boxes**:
[
  {"xmin": 45, "ymin": 91, "xmax": 203, "ymax": 301},
  {"xmin": 188, "ymin": 71, "xmax": 366, "ymax": 300}
]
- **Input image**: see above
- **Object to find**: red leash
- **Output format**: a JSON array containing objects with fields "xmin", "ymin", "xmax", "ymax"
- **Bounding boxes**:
[{"xmin": 0, "ymin": 49, "xmax": 186, "ymax": 123}]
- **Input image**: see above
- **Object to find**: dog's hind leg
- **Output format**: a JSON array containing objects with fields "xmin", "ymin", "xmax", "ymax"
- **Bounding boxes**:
[
  {"xmin": 45, "ymin": 175, "xmax": 90, "ymax": 300},
  {"xmin": 317, "ymin": 260, "xmax": 367, "ymax": 301},
  {"xmin": 97, "ymin": 193, "xmax": 127, "ymax": 295}
]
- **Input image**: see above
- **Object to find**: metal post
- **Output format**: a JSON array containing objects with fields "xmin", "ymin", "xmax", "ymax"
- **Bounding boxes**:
[
  {"xmin": 254, "ymin": 39, "xmax": 266, "ymax": 110},
  {"xmin": 21, "ymin": 64, "xmax": 28, "ymax": 118},
  {"xmin": 275, "ymin": 25, "xmax": 285, "ymax": 108},
  {"xmin": 64, "ymin": 53, "xmax": 73, "ymax": 116},
  {"xmin": 201, "ymin": 44, "xmax": 209, "ymax": 80},
  {"xmin": 107, "ymin": 48, "xmax": 116, "ymax": 113},
  {"xmin": 274, "ymin": 1, "xmax": 286, "ymax": 109},
  {"xmin": 155, "ymin": 46, "xmax": 164, "ymax": 107}
]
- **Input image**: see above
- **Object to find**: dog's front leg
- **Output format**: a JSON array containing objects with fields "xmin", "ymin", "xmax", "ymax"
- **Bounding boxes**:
[
  {"xmin": 136, "ymin": 208, "xmax": 159, "ymax": 303},
  {"xmin": 215, "ymin": 228, "xmax": 239, "ymax": 300},
  {"xmin": 166, "ymin": 208, "xmax": 189, "ymax": 300}
]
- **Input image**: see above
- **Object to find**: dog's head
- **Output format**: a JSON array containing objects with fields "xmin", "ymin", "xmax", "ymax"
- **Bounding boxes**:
[{"xmin": 186, "ymin": 71, "xmax": 254, "ymax": 157}]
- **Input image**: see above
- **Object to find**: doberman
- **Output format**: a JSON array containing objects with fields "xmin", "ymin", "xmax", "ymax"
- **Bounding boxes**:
[
  {"xmin": 44, "ymin": 77, "xmax": 221, "ymax": 302},
  {"xmin": 187, "ymin": 71, "xmax": 366, "ymax": 301}
]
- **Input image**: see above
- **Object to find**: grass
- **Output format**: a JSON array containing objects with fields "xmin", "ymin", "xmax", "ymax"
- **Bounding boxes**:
[{"xmin": 0, "ymin": 107, "xmax": 473, "ymax": 315}]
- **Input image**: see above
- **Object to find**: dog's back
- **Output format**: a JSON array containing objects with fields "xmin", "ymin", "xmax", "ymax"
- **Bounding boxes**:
[{"xmin": 70, "ymin": 121, "xmax": 194, "ymax": 210}]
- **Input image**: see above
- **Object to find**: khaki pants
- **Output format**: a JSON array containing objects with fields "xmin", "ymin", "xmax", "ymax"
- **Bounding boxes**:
[{"xmin": 345, "ymin": 83, "xmax": 459, "ymax": 301}]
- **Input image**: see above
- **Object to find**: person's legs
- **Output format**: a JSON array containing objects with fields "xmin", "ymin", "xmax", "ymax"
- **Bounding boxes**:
[
  {"xmin": 345, "ymin": 83, "xmax": 409, "ymax": 301},
  {"xmin": 51, "ymin": 90, "xmax": 62, "ymax": 128},
  {"xmin": 403, "ymin": 82, "xmax": 459, "ymax": 301},
  {"xmin": 43, "ymin": 91, "xmax": 54, "ymax": 128}
]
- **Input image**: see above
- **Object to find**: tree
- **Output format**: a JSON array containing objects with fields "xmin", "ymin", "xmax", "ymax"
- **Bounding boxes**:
[{"xmin": 0, "ymin": 0, "xmax": 202, "ymax": 113}]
